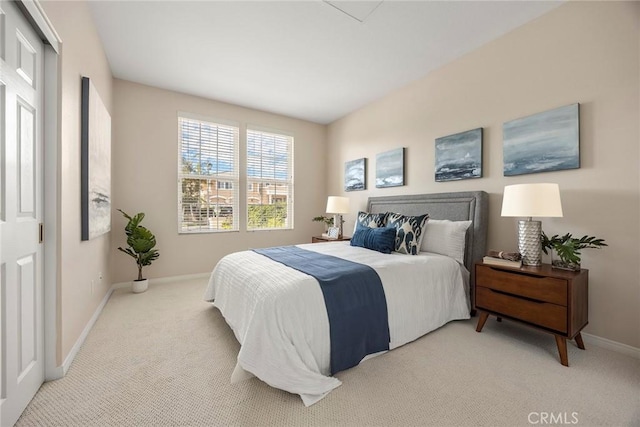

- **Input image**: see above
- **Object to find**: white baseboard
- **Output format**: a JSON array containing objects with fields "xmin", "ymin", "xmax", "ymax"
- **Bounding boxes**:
[
  {"xmin": 111, "ymin": 272, "xmax": 210, "ymax": 290},
  {"xmin": 61, "ymin": 286, "xmax": 115, "ymax": 375},
  {"xmin": 58, "ymin": 272, "xmax": 211, "ymax": 377},
  {"xmin": 582, "ymin": 332, "xmax": 640, "ymax": 359},
  {"xmin": 45, "ymin": 365, "xmax": 64, "ymax": 381}
]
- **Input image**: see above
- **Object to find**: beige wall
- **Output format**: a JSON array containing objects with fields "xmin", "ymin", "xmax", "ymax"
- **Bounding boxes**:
[
  {"xmin": 327, "ymin": 2, "xmax": 640, "ymax": 348},
  {"xmin": 111, "ymin": 80, "xmax": 326, "ymax": 283},
  {"xmin": 40, "ymin": 1, "xmax": 114, "ymax": 363}
]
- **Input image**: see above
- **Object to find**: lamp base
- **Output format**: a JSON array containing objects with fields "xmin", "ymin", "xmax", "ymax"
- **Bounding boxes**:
[
  {"xmin": 333, "ymin": 214, "xmax": 343, "ymax": 239},
  {"xmin": 518, "ymin": 219, "xmax": 542, "ymax": 266}
]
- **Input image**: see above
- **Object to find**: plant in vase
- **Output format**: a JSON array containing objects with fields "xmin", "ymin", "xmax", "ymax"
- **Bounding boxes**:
[
  {"xmin": 541, "ymin": 231, "xmax": 607, "ymax": 271},
  {"xmin": 117, "ymin": 209, "xmax": 160, "ymax": 293},
  {"xmin": 312, "ymin": 215, "xmax": 334, "ymax": 233}
]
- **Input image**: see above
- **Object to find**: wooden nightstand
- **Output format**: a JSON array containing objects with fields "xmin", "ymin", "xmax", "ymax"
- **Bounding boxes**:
[
  {"xmin": 311, "ymin": 236, "xmax": 351, "ymax": 243},
  {"xmin": 474, "ymin": 262, "xmax": 588, "ymax": 366}
]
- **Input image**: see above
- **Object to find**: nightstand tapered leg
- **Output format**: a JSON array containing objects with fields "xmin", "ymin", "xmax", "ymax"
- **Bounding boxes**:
[
  {"xmin": 575, "ymin": 333, "xmax": 585, "ymax": 350},
  {"xmin": 555, "ymin": 335, "xmax": 569, "ymax": 366},
  {"xmin": 476, "ymin": 312, "xmax": 489, "ymax": 332}
]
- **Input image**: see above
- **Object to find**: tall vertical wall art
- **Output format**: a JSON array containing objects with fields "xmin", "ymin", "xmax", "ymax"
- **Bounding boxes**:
[
  {"xmin": 376, "ymin": 148, "xmax": 405, "ymax": 188},
  {"xmin": 81, "ymin": 76, "xmax": 112, "ymax": 240},
  {"xmin": 344, "ymin": 158, "xmax": 366, "ymax": 191}
]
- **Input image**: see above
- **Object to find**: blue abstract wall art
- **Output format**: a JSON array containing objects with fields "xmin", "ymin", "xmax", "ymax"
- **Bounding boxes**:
[
  {"xmin": 435, "ymin": 128, "xmax": 483, "ymax": 182},
  {"xmin": 344, "ymin": 158, "xmax": 366, "ymax": 191},
  {"xmin": 503, "ymin": 104, "xmax": 580, "ymax": 176},
  {"xmin": 376, "ymin": 148, "xmax": 404, "ymax": 188}
]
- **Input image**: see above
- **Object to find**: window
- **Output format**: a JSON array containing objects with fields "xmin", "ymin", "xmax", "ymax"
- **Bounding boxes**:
[
  {"xmin": 178, "ymin": 116, "xmax": 239, "ymax": 232},
  {"xmin": 246, "ymin": 128, "xmax": 294, "ymax": 230}
]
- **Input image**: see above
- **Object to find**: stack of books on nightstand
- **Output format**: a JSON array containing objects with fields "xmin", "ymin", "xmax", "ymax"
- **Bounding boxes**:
[{"xmin": 483, "ymin": 250, "xmax": 522, "ymax": 268}]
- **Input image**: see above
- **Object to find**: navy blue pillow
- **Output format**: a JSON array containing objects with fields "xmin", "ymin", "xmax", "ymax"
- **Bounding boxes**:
[{"xmin": 350, "ymin": 225, "xmax": 396, "ymax": 254}]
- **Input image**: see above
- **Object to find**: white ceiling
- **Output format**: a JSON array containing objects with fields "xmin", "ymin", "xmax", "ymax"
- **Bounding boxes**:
[{"xmin": 88, "ymin": 1, "xmax": 562, "ymax": 124}]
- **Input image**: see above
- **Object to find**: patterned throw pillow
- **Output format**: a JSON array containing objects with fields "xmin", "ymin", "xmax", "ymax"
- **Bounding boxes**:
[
  {"xmin": 386, "ymin": 213, "xmax": 429, "ymax": 255},
  {"xmin": 355, "ymin": 211, "xmax": 388, "ymax": 230}
]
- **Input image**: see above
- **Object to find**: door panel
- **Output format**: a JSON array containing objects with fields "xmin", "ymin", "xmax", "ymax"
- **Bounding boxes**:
[
  {"xmin": 0, "ymin": 1, "xmax": 44, "ymax": 425},
  {"xmin": 17, "ymin": 255, "xmax": 35, "ymax": 376},
  {"xmin": 15, "ymin": 31, "xmax": 35, "ymax": 87},
  {"xmin": 18, "ymin": 99, "xmax": 35, "ymax": 216}
]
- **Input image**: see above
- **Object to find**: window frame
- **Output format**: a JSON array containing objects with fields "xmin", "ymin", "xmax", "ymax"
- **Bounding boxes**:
[
  {"xmin": 246, "ymin": 125, "xmax": 294, "ymax": 232},
  {"xmin": 177, "ymin": 113, "xmax": 240, "ymax": 234}
]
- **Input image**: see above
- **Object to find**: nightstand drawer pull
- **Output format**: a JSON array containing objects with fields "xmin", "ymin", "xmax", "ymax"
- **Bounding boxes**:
[
  {"xmin": 489, "ymin": 288, "xmax": 545, "ymax": 304},
  {"xmin": 487, "ymin": 267, "xmax": 546, "ymax": 279}
]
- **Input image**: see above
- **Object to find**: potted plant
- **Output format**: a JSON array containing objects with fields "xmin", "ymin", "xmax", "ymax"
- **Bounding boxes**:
[
  {"xmin": 541, "ymin": 231, "xmax": 607, "ymax": 271},
  {"xmin": 312, "ymin": 215, "xmax": 334, "ymax": 232},
  {"xmin": 117, "ymin": 209, "xmax": 160, "ymax": 293}
]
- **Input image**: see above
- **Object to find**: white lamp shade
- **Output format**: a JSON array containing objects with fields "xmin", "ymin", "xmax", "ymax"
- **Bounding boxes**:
[
  {"xmin": 326, "ymin": 196, "xmax": 350, "ymax": 214},
  {"xmin": 501, "ymin": 183, "xmax": 563, "ymax": 218}
]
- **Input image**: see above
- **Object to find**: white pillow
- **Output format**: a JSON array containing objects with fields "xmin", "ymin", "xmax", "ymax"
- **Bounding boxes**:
[{"xmin": 421, "ymin": 219, "xmax": 472, "ymax": 264}]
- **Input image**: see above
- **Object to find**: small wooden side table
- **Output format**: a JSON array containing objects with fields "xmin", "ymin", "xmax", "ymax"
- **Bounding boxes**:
[
  {"xmin": 474, "ymin": 262, "xmax": 588, "ymax": 366},
  {"xmin": 311, "ymin": 236, "xmax": 351, "ymax": 243}
]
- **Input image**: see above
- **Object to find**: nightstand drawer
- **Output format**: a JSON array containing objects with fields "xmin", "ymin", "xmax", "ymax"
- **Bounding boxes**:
[
  {"xmin": 476, "ymin": 286, "xmax": 567, "ymax": 333},
  {"xmin": 476, "ymin": 265, "xmax": 567, "ymax": 306}
]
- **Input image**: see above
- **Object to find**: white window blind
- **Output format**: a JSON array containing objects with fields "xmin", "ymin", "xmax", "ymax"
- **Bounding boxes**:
[
  {"xmin": 246, "ymin": 128, "xmax": 294, "ymax": 230},
  {"xmin": 178, "ymin": 116, "xmax": 239, "ymax": 233}
]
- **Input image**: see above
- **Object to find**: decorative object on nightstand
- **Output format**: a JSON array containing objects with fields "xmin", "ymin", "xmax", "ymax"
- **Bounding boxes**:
[
  {"xmin": 501, "ymin": 183, "xmax": 563, "ymax": 266},
  {"xmin": 541, "ymin": 231, "xmax": 607, "ymax": 271},
  {"xmin": 326, "ymin": 196, "xmax": 350, "ymax": 239},
  {"xmin": 474, "ymin": 262, "xmax": 588, "ymax": 367},
  {"xmin": 482, "ymin": 249, "xmax": 522, "ymax": 268},
  {"xmin": 312, "ymin": 215, "xmax": 334, "ymax": 233}
]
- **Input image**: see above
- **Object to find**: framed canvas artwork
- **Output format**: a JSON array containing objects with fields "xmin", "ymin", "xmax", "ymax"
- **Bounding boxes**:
[
  {"xmin": 503, "ymin": 103, "xmax": 579, "ymax": 176},
  {"xmin": 81, "ymin": 76, "xmax": 112, "ymax": 240},
  {"xmin": 435, "ymin": 128, "xmax": 483, "ymax": 182},
  {"xmin": 376, "ymin": 148, "xmax": 405, "ymax": 188},
  {"xmin": 344, "ymin": 158, "xmax": 366, "ymax": 191}
]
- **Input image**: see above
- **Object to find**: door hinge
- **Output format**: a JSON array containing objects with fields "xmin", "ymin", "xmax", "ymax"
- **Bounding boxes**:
[{"xmin": 39, "ymin": 223, "xmax": 44, "ymax": 243}]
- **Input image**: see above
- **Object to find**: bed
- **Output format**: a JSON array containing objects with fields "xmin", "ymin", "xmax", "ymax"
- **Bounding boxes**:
[{"xmin": 204, "ymin": 191, "xmax": 488, "ymax": 405}]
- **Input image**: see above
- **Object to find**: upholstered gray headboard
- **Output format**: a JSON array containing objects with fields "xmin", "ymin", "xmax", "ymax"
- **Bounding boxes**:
[{"xmin": 367, "ymin": 191, "xmax": 488, "ymax": 306}]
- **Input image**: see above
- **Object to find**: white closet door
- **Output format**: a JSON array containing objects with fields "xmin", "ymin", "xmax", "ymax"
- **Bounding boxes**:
[{"xmin": 0, "ymin": 0, "xmax": 44, "ymax": 425}]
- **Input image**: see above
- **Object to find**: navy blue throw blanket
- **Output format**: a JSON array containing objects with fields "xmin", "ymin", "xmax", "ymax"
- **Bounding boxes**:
[{"xmin": 253, "ymin": 246, "xmax": 390, "ymax": 375}]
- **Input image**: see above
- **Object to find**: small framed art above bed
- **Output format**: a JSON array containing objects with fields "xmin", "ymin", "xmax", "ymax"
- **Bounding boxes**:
[{"xmin": 204, "ymin": 191, "xmax": 488, "ymax": 406}]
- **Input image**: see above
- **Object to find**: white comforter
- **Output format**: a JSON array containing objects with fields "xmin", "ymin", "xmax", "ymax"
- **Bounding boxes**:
[{"xmin": 204, "ymin": 242, "xmax": 470, "ymax": 406}]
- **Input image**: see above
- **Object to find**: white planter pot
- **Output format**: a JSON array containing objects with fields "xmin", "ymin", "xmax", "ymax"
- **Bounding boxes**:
[{"xmin": 132, "ymin": 278, "xmax": 149, "ymax": 293}]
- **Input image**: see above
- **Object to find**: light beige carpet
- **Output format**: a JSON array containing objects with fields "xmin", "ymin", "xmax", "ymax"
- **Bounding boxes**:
[{"xmin": 17, "ymin": 277, "xmax": 640, "ymax": 426}]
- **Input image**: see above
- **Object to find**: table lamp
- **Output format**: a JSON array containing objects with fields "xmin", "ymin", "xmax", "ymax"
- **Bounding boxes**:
[
  {"xmin": 501, "ymin": 183, "xmax": 563, "ymax": 266},
  {"xmin": 326, "ymin": 196, "xmax": 350, "ymax": 239}
]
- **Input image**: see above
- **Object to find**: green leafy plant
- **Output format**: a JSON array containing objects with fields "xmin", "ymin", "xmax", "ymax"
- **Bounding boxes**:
[
  {"xmin": 312, "ymin": 215, "xmax": 334, "ymax": 227},
  {"xmin": 541, "ymin": 231, "xmax": 607, "ymax": 270},
  {"xmin": 117, "ymin": 209, "xmax": 160, "ymax": 281}
]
